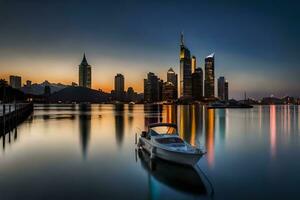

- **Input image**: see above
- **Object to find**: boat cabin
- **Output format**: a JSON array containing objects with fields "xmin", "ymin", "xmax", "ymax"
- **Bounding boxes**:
[{"xmin": 141, "ymin": 123, "xmax": 178, "ymax": 139}]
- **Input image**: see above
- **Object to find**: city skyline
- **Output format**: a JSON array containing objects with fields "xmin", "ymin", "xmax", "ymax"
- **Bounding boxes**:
[{"xmin": 0, "ymin": 1, "xmax": 299, "ymax": 99}]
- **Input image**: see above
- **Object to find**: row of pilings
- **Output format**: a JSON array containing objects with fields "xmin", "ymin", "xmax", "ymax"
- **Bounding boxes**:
[{"xmin": 0, "ymin": 103, "xmax": 33, "ymax": 135}]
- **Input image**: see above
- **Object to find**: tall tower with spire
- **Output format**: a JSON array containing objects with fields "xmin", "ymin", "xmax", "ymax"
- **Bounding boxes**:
[
  {"xmin": 179, "ymin": 33, "xmax": 192, "ymax": 98},
  {"xmin": 79, "ymin": 53, "xmax": 92, "ymax": 88},
  {"xmin": 204, "ymin": 53, "xmax": 215, "ymax": 98}
]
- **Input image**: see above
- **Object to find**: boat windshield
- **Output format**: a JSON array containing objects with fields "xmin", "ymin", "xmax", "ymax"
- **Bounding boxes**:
[
  {"xmin": 155, "ymin": 137, "xmax": 184, "ymax": 144},
  {"xmin": 150, "ymin": 126, "xmax": 177, "ymax": 135}
]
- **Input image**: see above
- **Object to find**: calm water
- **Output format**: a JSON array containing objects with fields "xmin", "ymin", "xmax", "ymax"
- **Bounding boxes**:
[{"xmin": 0, "ymin": 104, "xmax": 300, "ymax": 199}]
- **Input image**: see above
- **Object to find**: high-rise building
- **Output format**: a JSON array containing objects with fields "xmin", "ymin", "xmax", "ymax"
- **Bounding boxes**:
[
  {"xmin": 217, "ymin": 76, "xmax": 225, "ymax": 100},
  {"xmin": 9, "ymin": 75, "xmax": 22, "ymax": 89},
  {"xmin": 162, "ymin": 82, "xmax": 177, "ymax": 101},
  {"xmin": 144, "ymin": 72, "xmax": 162, "ymax": 102},
  {"xmin": 114, "ymin": 73, "xmax": 125, "ymax": 101},
  {"xmin": 126, "ymin": 87, "xmax": 138, "ymax": 102},
  {"xmin": 225, "ymin": 81, "xmax": 229, "ymax": 101},
  {"xmin": 218, "ymin": 76, "xmax": 229, "ymax": 101},
  {"xmin": 179, "ymin": 33, "xmax": 192, "ymax": 98},
  {"xmin": 167, "ymin": 67, "xmax": 178, "ymax": 98},
  {"xmin": 191, "ymin": 56, "xmax": 196, "ymax": 74},
  {"xmin": 192, "ymin": 67, "xmax": 203, "ymax": 100},
  {"xmin": 26, "ymin": 80, "xmax": 32, "ymax": 87},
  {"xmin": 79, "ymin": 53, "xmax": 92, "ymax": 88},
  {"xmin": 204, "ymin": 53, "xmax": 215, "ymax": 98}
]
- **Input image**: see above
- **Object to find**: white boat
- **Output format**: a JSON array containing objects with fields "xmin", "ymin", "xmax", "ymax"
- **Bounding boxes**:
[{"xmin": 137, "ymin": 123, "xmax": 205, "ymax": 166}]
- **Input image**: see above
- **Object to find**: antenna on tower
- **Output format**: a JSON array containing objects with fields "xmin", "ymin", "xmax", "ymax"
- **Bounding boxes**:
[{"xmin": 180, "ymin": 32, "xmax": 184, "ymax": 45}]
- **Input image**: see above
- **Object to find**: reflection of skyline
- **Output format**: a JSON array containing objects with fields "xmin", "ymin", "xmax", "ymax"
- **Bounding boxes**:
[
  {"xmin": 217, "ymin": 109, "xmax": 226, "ymax": 140},
  {"xmin": 79, "ymin": 104, "xmax": 91, "ymax": 159},
  {"xmin": 163, "ymin": 105, "xmax": 177, "ymax": 124},
  {"xmin": 144, "ymin": 104, "xmax": 162, "ymax": 129},
  {"xmin": 205, "ymin": 109, "xmax": 215, "ymax": 167},
  {"xmin": 128, "ymin": 104, "xmax": 134, "ymax": 130},
  {"xmin": 270, "ymin": 105, "xmax": 276, "ymax": 157},
  {"xmin": 114, "ymin": 104, "xmax": 124, "ymax": 147}
]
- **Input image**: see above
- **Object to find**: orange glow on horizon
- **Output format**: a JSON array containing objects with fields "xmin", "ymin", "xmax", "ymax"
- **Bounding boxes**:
[{"xmin": 0, "ymin": 73, "xmax": 144, "ymax": 93}]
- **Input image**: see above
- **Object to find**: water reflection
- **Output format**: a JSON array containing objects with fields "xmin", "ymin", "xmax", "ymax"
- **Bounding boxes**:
[
  {"xmin": 1, "ymin": 104, "xmax": 300, "ymax": 199},
  {"xmin": 114, "ymin": 104, "xmax": 125, "ymax": 147},
  {"xmin": 79, "ymin": 104, "xmax": 91, "ymax": 159},
  {"xmin": 137, "ymin": 149, "xmax": 208, "ymax": 198},
  {"xmin": 205, "ymin": 109, "xmax": 215, "ymax": 167},
  {"xmin": 217, "ymin": 109, "xmax": 226, "ymax": 140},
  {"xmin": 163, "ymin": 105, "xmax": 177, "ymax": 124},
  {"xmin": 1, "ymin": 128, "xmax": 18, "ymax": 151},
  {"xmin": 270, "ymin": 105, "xmax": 276, "ymax": 157},
  {"xmin": 128, "ymin": 104, "xmax": 134, "ymax": 130},
  {"xmin": 144, "ymin": 104, "xmax": 163, "ymax": 128}
]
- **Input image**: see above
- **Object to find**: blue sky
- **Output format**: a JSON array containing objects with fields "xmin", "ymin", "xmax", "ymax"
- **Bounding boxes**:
[{"xmin": 0, "ymin": 0, "xmax": 299, "ymax": 99}]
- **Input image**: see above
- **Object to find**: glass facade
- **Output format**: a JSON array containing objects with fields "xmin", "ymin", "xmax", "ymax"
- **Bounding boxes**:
[{"xmin": 204, "ymin": 55, "xmax": 215, "ymax": 98}]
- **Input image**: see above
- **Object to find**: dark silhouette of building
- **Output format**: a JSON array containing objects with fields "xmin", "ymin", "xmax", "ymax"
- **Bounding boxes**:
[
  {"xmin": 225, "ymin": 81, "xmax": 228, "ymax": 101},
  {"xmin": 25, "ymin": 80, "xmax": 32, "ymax": 87},
  {"xmin": 167, "ymin": 67, "xmax": 178, "ymax": 98},
  {"xmin": 192, "ymin": 67, "xmax": 203, "ymax": 100},
  {"xmin": 218, "ymin": 76, "xmax": 228, "ymax": 101},
  {"xmin": 162, "ymin": 82, "xmax": 177, "ymax": 101},
  {"xmin": 179, "ymin": 33, "xmax": 192, "ymax": 98},
  {"xmin": 79, "ymin": 53, "xmax": 91, "ymax": 88},
  {"xmin": 144, "ymin": 72, "xmax": 163, "ymax": 102},
  {"xmin": 217, "ymin": 76, "xmax": 225, "ymax": 100},
  {"xmin": 126, "ymin": 87, "xmax": 138, "ymax": 102},
  {"xmin": 114, "ymin": 73, "xmax": 125, "ymax": 101},
  {"xmin": 0, "ymin": 79, "xmax": 25, "ymax": 102},
  {"xmin": 9, "ymin": 75, "xmax": 22, "ymax": 89},
  {"xmin": 204, "ymin": 54, "xmax": 215, "ymax": 99},
  {"xmin": 44, "ymin": 85, "xmax": 51, "ymax": 96}
]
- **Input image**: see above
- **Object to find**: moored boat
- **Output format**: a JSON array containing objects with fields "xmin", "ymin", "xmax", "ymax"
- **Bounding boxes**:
[{"xmin": 137, "ymin": 123, "xmax": 205, "ymax": 166}]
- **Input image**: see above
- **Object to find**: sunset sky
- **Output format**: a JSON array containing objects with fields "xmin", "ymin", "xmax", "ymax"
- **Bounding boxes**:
[{"xmin": 0, "ymin": 0, "xmax": 299, "ymax": 99}]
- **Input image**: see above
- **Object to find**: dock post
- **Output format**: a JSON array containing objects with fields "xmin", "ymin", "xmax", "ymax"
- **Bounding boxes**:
[
  {"xmin": 8, "ymin": 105, "xmax": 11, "ymax": 131},
  {"xmin": 3, "ymin": 104, "xmax": 5, "ymax": 134}
]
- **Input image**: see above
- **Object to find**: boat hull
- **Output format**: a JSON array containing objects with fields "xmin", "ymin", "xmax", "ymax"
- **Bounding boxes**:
[{"xmin": 138, "ymin": 137, "xmax": 203, "ymax": 166}]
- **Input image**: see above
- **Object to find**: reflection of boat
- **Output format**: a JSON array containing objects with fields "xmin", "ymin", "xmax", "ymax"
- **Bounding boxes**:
[
  {"xmin": 137, "ymin": 123, "xmax": 204, "ymax": 166},
  {"xmin": 137, "ymin": 148, "xmax": 209, "ymax": 195}
]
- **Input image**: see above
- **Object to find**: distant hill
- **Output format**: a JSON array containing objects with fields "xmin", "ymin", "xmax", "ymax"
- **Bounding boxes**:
[
  {"xmin": 49, "ymin": 86, "xmax": 110, "ymax": 103},
  {"xmin": 21, "ymin": 80, "xmax": 67, "ymax": 95}
]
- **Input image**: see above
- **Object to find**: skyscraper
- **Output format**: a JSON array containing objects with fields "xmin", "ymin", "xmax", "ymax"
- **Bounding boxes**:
[
  {"xmin": 191, "ymin": 56, "xmax": 196, "ymax": 74},
  {"xmin": 192, "ymin": 67, "xmax": 203, "ymax": 100},
  {"xmin": 144, "ymin": 72, "xmax": 162, "ymax": 102},
  {"xmin": 79, "ymin": 53, "xmax": 91, "ymax": 88},
  {"xmin": 26, "ymin": 80, "xmax": 32, "ymax": 87},
  {"xmin": 204, "ymin": 53, "xmax": 215, "ymax": 99},
  {"xmin": 162, "ymin": 82, "xmax": 176, "ymax": 101},
  {"xmin": 9, "ymin": 75, "xmax": 21, "ymax": 89},
  {"xmin": 179, "ymin": 33, "xmax": 192, "ymax": 98},
  {"xmin": 114, "ymin": 73, "xmax": 125, "ymax": 101},
  {"xmin": 225, "ymin": 81, "xmax": 229, "ymax": 101},
  {"xmin": 218, "ymin": 76, "xmax": 225, "ymax": 100},
  {"xmin": 167, "ymin": 67, "xmax": 178, "ymax": 98},
  {"xmin": 218, "ymin": 76, "xmax": 229, "ymax": 101}
]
